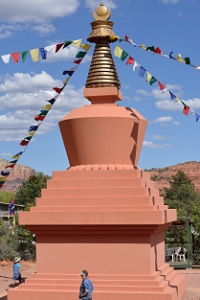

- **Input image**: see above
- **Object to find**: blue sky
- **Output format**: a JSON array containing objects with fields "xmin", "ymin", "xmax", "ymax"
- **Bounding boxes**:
[{"xmin": 0, "ymin": 0, "xmax": 200, "ymax": 176}]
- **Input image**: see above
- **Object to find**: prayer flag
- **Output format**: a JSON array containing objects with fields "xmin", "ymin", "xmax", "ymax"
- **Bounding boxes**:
[
  {"xmin": 0, "ymin": 184, "xmax": 3, "ymax": 188},
  {"xmin": 11, "ymin": 150, "xmax": 24, "ymax": 159},
  {"xmin": 39, "ymin": 48, "xmax": 47, "ymax": 60},
  {"xmin": 184, "ymin": 57, "xmax": 191, "ymax": 65},
  {"xmin": 5, "ymin": 163, "xmax": 16, "ymax": 169},
  {"xmin": 195, "ymin": 113, "xmax": 200, "ymax": 122},
  {"xmin": 1, "ymin": 54, "xmax": 10, "ymax": 63},
  {"xmin": 169, "ymin": 52, "xmax": 176, "ymax": 60},
  {"xmin": 124, "ymin": 35, "xmax": 135, "ymax": 45},
  {"xmin": 21, "ymin": 51, "xmax": 29, "ymax": 62},
  {"xmin": 169, "ymin": 91, "xmax": 176, "ymax": 100},
  {"xmin": 42, "ymin": 104, "xmax": 52, "ymax": 110},
  {"xmin": 146, "ymin": 46, "xmax": 155, "ymax": 52},
  {"xmin": 63, "ymin": 67, "xmax": 77, "ymax": 76},
  {"xmin": 53, "ymin": 87, "xmax": 63, "ymax": 94},
  {"xmin": 55, "ymin": 43, "xmax": 64, "ymax": 52},
  {"xmin": 1, "ymin": 170, "xmax": 10, "ymax": 176},
  {"xmin": 29, "ymin": 125, "xmax": 39, "ymax": 132},
  {"xmin": 44, "ymin": 44, "xmax": 56, "ymax": 52},
  {"xmin": 20, "ymin": 139, "xmax": 30, "ymax": 146},
  {"xmin": 140, "ymin": 44, "xmax": 146, "ymax": 50},
  {"xmin": 133, "ymin": 61, "xmax": 140, "ymax": 71},
  {"xmin": 114, "ymin": 45, "xmax": 123, "ymax": 58},
  {"xmin": 30, "ymin": 48, "xmax": 39, "ymax": 62},
  {"xmin": 72, "ymin": 39, "xmax": 82, "ymax": 48},
  {"xmin": 34, "ymin": 115, "xmax": 45, "ymax": 121},
  {"xmin": 158, "ymin": 81, "xmax": 165, "ymax": 90},
  {"xmin": 138, "ymin": 66, "xmax": 146, "ymax": 77},
  {"xmin": 63, "ymin": 40, "xmax": 72, "ymax": 48},
  {"xmin": 120, "ymin": 50, "xmax": 128, "ymax": 61},
  {"xmin": 76, "ymin": 51, "xmax": 87, "ymax": 58},
  {"xmin": 176, "ymin": 54, "xmax": 185, "ymax": 63},
  {"xmin": 9, "ymin": 199, "xmax": 15, "ymax": 216},
  {"xmin": 80, "ymin": 44, "xmax": 91, "ymax": 51},
  {"xmin": 174, "ymin": 97, "xmax": 179, "ymax": 103},
  {"xmin": 63, "ymin": 77, "xmax": 70, "ymax": 85},
  {"xmin": 73, "ymin": 58, "xmax": 82, "ymax": 64},
  {"xmin": 0, "ymin": 176, "xmax": 8, "ymax": 182},
  {"xmin": 46, "ymin": 96, "xmax": 58, "ymax": 105},
  {"xmin": 126, "ymin": 56, "xmax": 134, "ymax": 65},
  {"xmin": 154, "ymin": 47, "xmax": 162, "ymax": 55},
  {"xmin": 11, "ymin": 52, "xmax": 20, "ymax": 63},
  {"xmin": 146, "ymin": 72, "xmax": 152, "ymax": 83},
  {"xmin": 149, "ymin": 76, "xmax": 157, "ymax": 85},
  {"xmin": 183, "ymin": 105, "xmax": 190, "ymax": 115}
]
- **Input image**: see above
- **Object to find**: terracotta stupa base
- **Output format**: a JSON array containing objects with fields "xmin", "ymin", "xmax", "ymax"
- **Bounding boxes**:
[{"xmin": 8, "ymin": 167, "xmax": 186, "ymax": 300}]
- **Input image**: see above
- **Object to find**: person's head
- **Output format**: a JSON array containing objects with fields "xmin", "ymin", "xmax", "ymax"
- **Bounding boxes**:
[
  {"xmin": 80, "ymin": 270, "xmax": 88, "ymax": 279},
  {"xmin": 14, "ymin": 257, "xmax": 20, "ymax": 264}
]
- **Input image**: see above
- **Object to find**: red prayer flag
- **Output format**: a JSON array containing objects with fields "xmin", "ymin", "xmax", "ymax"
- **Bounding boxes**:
[
  {"xmin": 0, "ymin": 184, "xmax": 3, "ymax": 188},
  {"xmin": 20, "ymin": 140, "xmax": 29, "ymax": 146},
  {"xmin": 158, "ymin": 81, "xmax": 165, "ymax": 90},
  {"xmin": 73, "ymin": 58, "xmax": 82, "ymax": 64},
  {"xmin": 126, "ymin": 56, "xmax": 135, "ymax": 65},
  {"xmin": 55, "ymin": 43, "xmax": 64, "ymax": 53},
  {"xmin": 5, "ymin": 164, "xmax": 15, "ymax": 169},
  {"xmin": 34, "ymin": 115, "xmax": 45, "ymax": 121},
  {"xmin": 53, "ymin": 87, "xmax": 63, "ymax": 94},
  {"xmin": 183, "ymin": 105, "xmax": 190, "ymax": 115},
  {"xmin": 11, "ymin": 52, "xmax": 20, "ymax": 63},
  {"xmin": 154, "ymin": 47, "xmax": 162, "ymax": 55}
]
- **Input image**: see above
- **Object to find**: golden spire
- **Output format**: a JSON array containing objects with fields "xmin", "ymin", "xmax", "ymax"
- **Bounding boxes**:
[{"xmin": 85, "ymin": 3, "xmax": 121, "ymax": 89}]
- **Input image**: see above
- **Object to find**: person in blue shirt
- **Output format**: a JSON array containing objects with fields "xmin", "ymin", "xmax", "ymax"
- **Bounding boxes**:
[
  {"xmin": 12, "ymin": 257, "xmax": 22, "ymax": 286},
  {"xmin": 79, "ymin": 270, "xmax": 94, "ymax": 300}
]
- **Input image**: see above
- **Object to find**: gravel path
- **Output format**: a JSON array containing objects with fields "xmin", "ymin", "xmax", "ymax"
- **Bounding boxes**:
[{"xmin": 0, "ymin": 262, "xmax": 200, "ymax": 299}]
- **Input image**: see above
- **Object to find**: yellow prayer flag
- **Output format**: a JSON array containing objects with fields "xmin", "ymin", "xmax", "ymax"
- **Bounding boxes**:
[
  {"xmin": 28, "ymin": 131, "xmax": 36, "ymax": 136},
  {"xmin": 146, "ymin": 72, "xmax": 152, "ymax": 83},
  {"xmin": 30, "ymin": 48, "xmax": 39, "ymax": 62},
  {"xmin": 72, "ymin": 39, "xmax": 82, "ymax": 48},
  {"xmin": 174, "ymin": 97, "xmax": 179, "ymax": 103},
  {"xmin": 63, "ymin": 77, "xmax": 70, "ymax": 85},
  {"xmin": 141, "ymin": 44, "xmax": 146, "ymax": 50},
  {"xmin": 114, "ymin": 45, "xmax": 123, "ymax": 58},
  {"xmin": 42, "ymin": 104, "xmax": 52, "ymax": 110},
  {"xmin": 176, "ymin": 54, "xmax": 185, "ymax": 63},
  {"xmin": 80, "ymin": 44, "xmax": 91, "ymax": 51},
  {"xmin": 0, "ymin": 176, "xmax": 7, "ymax": 182},
  {"xmin": 109, "ymin": 35, "xmax": 119, "ymax": 41}
]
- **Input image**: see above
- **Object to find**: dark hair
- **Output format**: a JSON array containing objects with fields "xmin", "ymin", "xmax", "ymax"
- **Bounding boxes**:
[{"xmin": 82, "ymin": 270, "xmax": 88, "ymax": 277}]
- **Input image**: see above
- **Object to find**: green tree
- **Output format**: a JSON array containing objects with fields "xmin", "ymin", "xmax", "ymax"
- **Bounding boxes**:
[
  {"xmin": 15, "ymin": 172, "xmax": 50, "ymax": 210},
  {"xmin": 0, "ymin": 191, "xmax": 15, "ymax": 203}
]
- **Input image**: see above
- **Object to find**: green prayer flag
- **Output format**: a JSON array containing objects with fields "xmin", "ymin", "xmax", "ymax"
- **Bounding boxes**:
[
  {"xmin": 21, "ymin": 51, "xmax": 29, "ymax": 62},
  {"xmin": 120, "ymin": 50, "xmax": 128, "ymax": 61},
  {"xmin": 149, "ymin": 76, "xmax": 157, "ymax": 85},
  {"xmin": 146, "ymin": 46, "xmax": 155, "ymax": 52},
  {"xmin": 184, "ymin": 57, "xmax": 191, "ymax": 65},
  {"xmin": 25, "ymin": 136, "xmax": 32, "ymax": 141},
  {"xmin": 63, "ymin": 41, "xmax": 72, "ymax": 49},
  {"xmin": 9, "ymin": 160, "xmax": 18, "ymax": 164},
  {"xmin": 39, "ymin": 110, "xmax": 48, "ymax": 116},
  {"xmin": 0, "ymin": 181, "xmax": 5, "ymax": 185},
  {"xmin": 76, "ymin": 51, "xmax": 86, "ymax": 58}
]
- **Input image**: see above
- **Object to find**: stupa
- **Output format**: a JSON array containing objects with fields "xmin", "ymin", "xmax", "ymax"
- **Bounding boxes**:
[{"xmin": 8, "ymin": 3, "xmax": 186, "ymax": 300}]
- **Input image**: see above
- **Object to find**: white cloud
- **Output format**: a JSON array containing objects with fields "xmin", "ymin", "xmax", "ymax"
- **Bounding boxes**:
[
  {"xmin": 143, "ymin": 141, "xmax": 172, "ymax": 148},
  {"xmin": 136, "ymin": 84, "xmax": 183, "ymax": 101},
  {"xmin": 0, "ymin": 0, "xmax": 80, "ymax": 23},
  {"xmin": 85, "ymin": 0, "xmax": 117, "ymax": 9},
  {"xmin": 153, "ymin": 116, "xmax": 173, "ymax": 123},
  {"xmin": 155, "ymin": 98, "xmax": 200, "ymax": 111},
  {"xmin": 159, "ymin": 0, "xmax": 181, "ymax": 3},
  {"xmin": 152, "ymin": 135, "xmax": 166, "ymax": 140},
  {"xmin": 33, "ymin": 23, "xmax": 56, "ymax": 36},
  {"xmin": 0, "ymin": 152, "xmax": 11, "ymax": 157},
  {"xmin": 0, "ymin": 70, "xmax": 88, "ymax": 141}
]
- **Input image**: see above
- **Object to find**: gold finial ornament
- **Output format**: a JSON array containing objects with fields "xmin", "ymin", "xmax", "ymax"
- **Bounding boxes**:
[
  {"xmin": 85, "ymin": 3, "xmax": 120, "ymax": 89},
  {"xmin": 92, "ymin": 3, "xmax": 111, "ymax": 21}
]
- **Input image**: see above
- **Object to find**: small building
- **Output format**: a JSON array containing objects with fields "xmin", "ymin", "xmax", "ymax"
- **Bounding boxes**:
[{"xmin": 0, "ymin": 201, "xmax": 25, "ymax": 221}]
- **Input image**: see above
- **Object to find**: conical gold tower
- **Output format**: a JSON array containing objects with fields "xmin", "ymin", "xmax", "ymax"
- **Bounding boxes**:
[{"xmin": 85, "ymin": 3, "xmax": 120, "ymax": 89}]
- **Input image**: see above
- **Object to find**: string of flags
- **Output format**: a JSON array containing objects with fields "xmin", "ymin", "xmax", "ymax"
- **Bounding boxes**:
[
  {"xmin": 0, "ymin": 38, "xmax": 91, "ymax": 63},
  {"xmin": 114, "ymin": 44, "xmax": 200, "ymax": 122},
  {"xmin": 0, "ymin": 41, "xmax": 91, "ymax": 189},
  {"xmin": 114, "ymin": 35, "xmax": 200, "ymax": 71}
]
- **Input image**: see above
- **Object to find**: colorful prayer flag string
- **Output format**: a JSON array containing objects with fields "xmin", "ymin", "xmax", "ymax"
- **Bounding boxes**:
[
  {"xmin": 114, "ymin": 44, "xmax": 200, "ymax": 121},
  {"xmin": 0, "ymin": 42, "xmax": 91, "ymax": 189}
]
